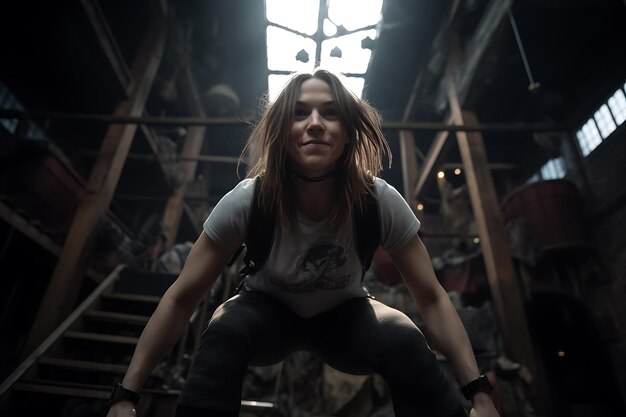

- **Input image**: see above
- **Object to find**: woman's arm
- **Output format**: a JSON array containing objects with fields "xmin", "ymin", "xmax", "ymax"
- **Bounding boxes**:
[
  {"xmin": 389, "ymin": 234, "xmax": 499, "ymax": 416},
  {"xmin": 107, "ymin": 232, "xmax": 233, "ymax": 415}
]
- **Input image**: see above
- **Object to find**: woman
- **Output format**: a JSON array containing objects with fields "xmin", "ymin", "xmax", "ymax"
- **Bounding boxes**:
[{"xmin": 106, "ymin": 69, "xmax": 499, "ymax": 417}]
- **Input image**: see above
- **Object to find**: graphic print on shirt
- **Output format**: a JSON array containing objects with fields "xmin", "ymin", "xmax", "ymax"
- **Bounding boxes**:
[{"xmin": 270, "ymin": 242, "xmax": 357, "ymax": 293}]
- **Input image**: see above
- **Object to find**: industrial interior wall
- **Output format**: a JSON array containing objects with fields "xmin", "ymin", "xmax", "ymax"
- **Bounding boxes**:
[{"xmin": 566, "ymin": 125, "xmax": 626, "ymax": 406}]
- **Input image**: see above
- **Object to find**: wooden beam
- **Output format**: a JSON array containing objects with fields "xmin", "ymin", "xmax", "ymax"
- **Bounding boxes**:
[
  {"xmin": 412, "ymin": 27, "xmax": 464, "ymax": 202},
  {"xmin": 23, "ymin": 14, "xmax": 167, "ymax": 356},
  {"xmin": 0, "ymin": 201, "xmax": 61, "ymax": 256},
  {"xmin": 80, "ymin": 0, "xmax": 132, "ymax": 94},
  {"xmin": 398, "ymin": 130, "xmax": 419, "ymax": 207},
  {"xmin": 81, "ymin": 0, "xmax": 178, "ymax": 188},
  {"xmin": 446, "ymin": 37, "xmax": 540, "ymax": 398},
  {"xmin": 180, "ymin": 155, "xmax": 239, "ymax": 164},
  {"xmin": 442, "ymin": 162, "xmax": 516, "ymax": 170},
  {"xmin": 162, "ymin": 126, "xmax": 205, "ymax": 246},
  {"xmin": 456, "ymin": 0, "xmax": 513, "ymax": 104},
  {"xmin": 139, "ymin": 121, "xmax": 181, "ymax": 185},
  {"xmin": 161, "ymin": 62, "xmax": 207, "ymax": 248},
  {"xmin": 0, "ymin": 110, "xmax": 568, "ymax": 132},
  {"xmin": 454, "ymin": 111, "xmax": 536, "ymax": 363},
  {"xmin": 412, "ymin": 116, "xmax": 453, "ymax": 201},
  {"xmin": 398, "ymin": 35, "xmax": 432, "ymax": 208},
  {"xmin": 435, "ymin": 0, "xmax": 513, "ymax": 108}
]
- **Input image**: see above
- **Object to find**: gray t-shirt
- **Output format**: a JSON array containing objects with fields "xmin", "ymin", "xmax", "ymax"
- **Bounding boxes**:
[{"xmin": 203, "ymin": 177, "xmax": 420, "ymax": 317}]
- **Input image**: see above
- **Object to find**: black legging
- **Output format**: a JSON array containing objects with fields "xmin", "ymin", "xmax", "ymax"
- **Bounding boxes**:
[{"xmin": 176, "ymin": 290, "xmax": 466, "ymax": 417}]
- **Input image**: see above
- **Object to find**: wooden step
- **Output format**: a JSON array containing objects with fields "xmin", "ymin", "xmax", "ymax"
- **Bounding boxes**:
[
  {"xmin": 100, "ymin": 293, "xmax": 162, "ymax": 316},
  {"xmin": 38, "ymin": 357, "xmax": 129, "ymax": 374},
  {"xmin": 11, "ymin": 380, "xmax": 110, "ymax": 400},
  {"xmin": 60, "ymin": 331, "xmax": 139, "ymax": 363},
  {"xmin": 11, "ymin": 379, "xmax": 278, "ymax": 412},
  {"xmin": 13, "ymin": 378, "xmax": 180, "ymax": 398},
  {"xmin": 64, "ymin": 331, "xmax": 139, "ymax": 346},
  {"xmin": 84, "ymin": 310, "xmax": 151, "ymax": 325},
  {"xmin": 103, "ymin": 293, "xmax": 162, "ymax": 304}
]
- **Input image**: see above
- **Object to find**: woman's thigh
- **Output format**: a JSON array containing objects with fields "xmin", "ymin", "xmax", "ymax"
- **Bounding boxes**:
[
  {"xmin": 178, "ymin": 290, "xmax": 302, "ymax": 411},
  {"xmin": 308, "ymin": 297, "xmax": 465, "ymax": 416},
  {"xmin": 307, "ymin": 297, "xmax": 432, "ymax": 373}
]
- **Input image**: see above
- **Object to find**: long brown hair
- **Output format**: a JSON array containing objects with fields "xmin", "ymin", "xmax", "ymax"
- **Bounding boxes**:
[{"xmin": 239, "ymin": 69, "xmax": 392, "ymax": 232}]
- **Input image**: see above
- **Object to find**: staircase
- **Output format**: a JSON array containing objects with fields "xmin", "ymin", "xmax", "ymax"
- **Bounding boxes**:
[{"xmin": 0, "ymin": 265, "xmax": 282, "ymax": 417}]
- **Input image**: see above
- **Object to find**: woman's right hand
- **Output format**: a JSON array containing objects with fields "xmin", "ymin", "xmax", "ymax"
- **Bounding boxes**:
[{"xmin": 106, "ymin": 400, "xmax": 137, "ymax": 417}]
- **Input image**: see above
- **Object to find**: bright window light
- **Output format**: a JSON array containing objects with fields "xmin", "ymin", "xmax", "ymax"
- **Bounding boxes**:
[
  {"xmin": 323, "ymin": 19, "xmax": 337, "ymax": 36},
  {"xmin": 607, "ymin": 88, "xmax": 626, "ymax": 125},
  {"xmin": 265, "ymin": 0, "xmax": 383, "ymax": 101},
  {"xmin": 267, "ymin": 74, "xmax": 295, "ymax": 102},
  {"xmin": 540, "ymin": 157, "xmax": 566, "ymax": 180},
  {"xmin": 527, "ymin": 173, "xmax": 541, "ymax": 184},
  {"xmin": 328, "ymin": 0, "xmax": 383, "ymax": 31},
  {"xmin": 265, "ymin": 0, "xmax": 319, "ymax": 36},
  {"xmin": 266, "ymin": 26, "xmax": 317, "ymax": 72},
  {"xmin": 593, "ymin": 104, "xmax": 617, "ymax": 138},
  {"xmin": 577, "ymin": 119, "xmax": 603, "ymax": 157},
  {"xmin": 320, "ymin": 29, "xmax": 377, "ymax": 74},
  {"xmin": 337, "ymin": 74, "xmax": 365, "ymax": 98}
]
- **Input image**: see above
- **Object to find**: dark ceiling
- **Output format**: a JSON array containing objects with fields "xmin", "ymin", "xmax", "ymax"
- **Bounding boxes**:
[{"xmin": 1, "ymin": 0, "xmax": 625, "ymax": 242}]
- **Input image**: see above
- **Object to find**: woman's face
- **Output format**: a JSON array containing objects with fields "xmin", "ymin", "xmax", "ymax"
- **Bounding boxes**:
[{"xmin": 287, "ymin": 78, "xmax": 347, "ymax": 178}]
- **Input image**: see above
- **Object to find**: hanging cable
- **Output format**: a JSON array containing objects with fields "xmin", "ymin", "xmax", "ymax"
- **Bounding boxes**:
[{"xmin": 508, "ymin": 9, "xmax": 540, "ymax": 92}]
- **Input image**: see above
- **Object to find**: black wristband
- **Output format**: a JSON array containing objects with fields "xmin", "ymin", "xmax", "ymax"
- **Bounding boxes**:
[
  {"xmin": 109, "ymin": 382, "xmax": 141, "ymax": 406},
  {"xmin": 460, "ymin": 374, "xmax": 493, "ymax": 400}
]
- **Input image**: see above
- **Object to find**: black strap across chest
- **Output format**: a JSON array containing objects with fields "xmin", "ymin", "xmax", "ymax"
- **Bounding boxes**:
[{"xmin": 228, "ymin": 176, "xmax": 381, "ymax": 282}]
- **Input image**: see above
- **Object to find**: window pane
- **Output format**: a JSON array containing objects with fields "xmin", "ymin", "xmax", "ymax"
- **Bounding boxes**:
[
  {"xmin": 576, "ymin": 130, "xmax": 590, "ymax": 156},
  {"xmin": 540, "ymin": 158, "xmax": 565, "ymax": 180},
  {"xmin": 608, "ymin": 88, "xmax": 626, "ymax": 125},
  {"xmin": 338, "ymin": 75, "xmax": 365, "ymax": 98},
  {"xmin": 266, "ymin": 26, "xmax": 317, "ymax": 71},
  {"xmin": 594, "ymin": 104, "xmax": 617, "ymax": 138},
  {"xmin": 328, "ymin": 0, "xmax": 383, "ymax": 31},
  {"xmin": 267, "ymin": 73, "xmax": 295, "ymax": 102},
  {"xmin": 320, "ymin": 29, "xmax": 377, "ymax": 74},
  {"xmin": 579, "ymin": 119, "xmax": 603, "ymax": 156},
  {"xmin": 266, "ymin": 0, "xmax": 319, "ymax": 36}
]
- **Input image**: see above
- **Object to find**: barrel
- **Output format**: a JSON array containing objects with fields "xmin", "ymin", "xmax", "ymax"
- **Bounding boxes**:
[{"xmin": 500, "ymin": 179, "xmax": 587, "ymax": 253}]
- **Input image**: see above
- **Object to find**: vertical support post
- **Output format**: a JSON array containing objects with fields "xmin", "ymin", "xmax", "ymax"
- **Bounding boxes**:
[
  {"xmin": 161, "ymin": 63, "xmax": 207, "ymax": 248},
  {"xmin": 398, "ymin": 130, "xmax": 419, "ymax": 208},
  {"xmin": 445, "ymin": 31, "xmax": 545, "ymax": 413},
  {"xmin": 24, "ymin": 14, "xmax": 167, "ymax": 356}
]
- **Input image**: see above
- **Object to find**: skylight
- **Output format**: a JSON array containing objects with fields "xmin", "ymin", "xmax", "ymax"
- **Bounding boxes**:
[{"xmin": 265, "ymin": 0, "xmax": 383, "ymax": 101}]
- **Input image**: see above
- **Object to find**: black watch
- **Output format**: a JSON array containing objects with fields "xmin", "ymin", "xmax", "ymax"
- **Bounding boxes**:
[
  {"xmin": 460, "ymin": 374, "xmax": 493, "ymax": 400},
  {"xmin": 109, "ymin": 382, "xmax": 141, "ymax": 406}
]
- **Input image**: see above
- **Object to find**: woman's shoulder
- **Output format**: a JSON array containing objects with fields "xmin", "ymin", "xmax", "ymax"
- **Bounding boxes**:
[
  {"xmin": 372, "ymin": 176, "xmax": 399, "ymax": 198},
  {"xmin": 212, "ymin": 177, "xmax": 257, "ymax": 211},
  {"xmin": 226, "ymin": 177, "xmax": 257, "ymax": 197}
]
